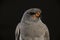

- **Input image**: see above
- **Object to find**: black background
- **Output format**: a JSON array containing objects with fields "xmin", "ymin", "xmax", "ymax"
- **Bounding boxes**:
[{"xmin": 0, "ymin": 0, "xmax": 60, "ymax": 40}]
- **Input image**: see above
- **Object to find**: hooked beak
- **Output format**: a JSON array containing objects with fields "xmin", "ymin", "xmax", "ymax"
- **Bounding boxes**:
[
  {"xmin": 35, "ymin": 11, "xmax": 40, "ymax": 17},
  {"xmin": 32, "ymin": 11, "xmax": 40, "ymax": 19}
]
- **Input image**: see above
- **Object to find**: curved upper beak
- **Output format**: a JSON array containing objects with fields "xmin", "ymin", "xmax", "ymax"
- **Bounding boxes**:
[
  {"xmin": 32, "ymin": 11, "xmax": 40, "ymax": 19},
  {"xmin": 35, "ymin": 11, "xmax": 40, "ymax": 17}
]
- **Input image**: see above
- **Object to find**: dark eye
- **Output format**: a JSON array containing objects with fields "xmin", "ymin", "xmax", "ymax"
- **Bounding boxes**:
[{"xmin": 29, "ymin": 12, "xmax": 35, "ymax": 15}]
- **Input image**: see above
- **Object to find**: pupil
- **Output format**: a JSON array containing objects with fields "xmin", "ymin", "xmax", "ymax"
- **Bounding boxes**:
[{"xmin": 29, "ymin": 12, "xmax": 35, "ymax": 15}]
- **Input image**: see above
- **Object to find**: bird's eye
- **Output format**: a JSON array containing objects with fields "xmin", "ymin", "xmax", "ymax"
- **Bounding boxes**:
[{"xmin": 29, "ymin": 12, "xmax": 35, "ymax": 15}]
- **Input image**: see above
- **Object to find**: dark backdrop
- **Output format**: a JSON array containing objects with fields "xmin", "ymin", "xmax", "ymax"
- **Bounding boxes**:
[{"xmin": 0, "ymin": 0, "xmax": 60, "ymax": 40}]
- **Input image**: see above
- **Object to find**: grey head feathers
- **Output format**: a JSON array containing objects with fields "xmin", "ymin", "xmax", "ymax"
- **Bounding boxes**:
[{"xmin": 21, "ymin": 8, "xmax": 42, "ymax": 23}]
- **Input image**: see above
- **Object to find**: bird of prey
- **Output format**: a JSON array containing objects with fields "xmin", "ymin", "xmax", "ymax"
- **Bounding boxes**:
[{"xmin": 15, "ymin": 8, "xmax": 50, "ymax": 40}]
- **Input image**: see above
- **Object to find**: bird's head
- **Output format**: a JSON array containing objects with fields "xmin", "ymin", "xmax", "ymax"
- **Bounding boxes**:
[{"xmin": 21, "ymin": 8, "xmax": 42, "ymax": 23}]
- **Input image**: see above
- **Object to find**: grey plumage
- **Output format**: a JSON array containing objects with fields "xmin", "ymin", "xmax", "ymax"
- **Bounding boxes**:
[{"xmin": 15, "ymin": 8, "xmax": 50, "ymax": 40}]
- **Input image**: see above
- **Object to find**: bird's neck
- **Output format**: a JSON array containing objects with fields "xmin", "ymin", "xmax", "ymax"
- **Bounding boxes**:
[{"xmin": 21, "ymin": 18, "xmax": 43, "ymax": 24}]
